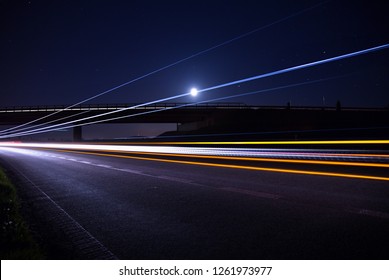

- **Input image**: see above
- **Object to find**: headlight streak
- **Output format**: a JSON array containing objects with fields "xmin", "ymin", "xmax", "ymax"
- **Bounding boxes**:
[
  {"xmin": 1, "ymin": 141, "xmax": 389, "ymax": 156},
  {"xmin": 1, "ymin": 142, "xmax": 389, "ymax": 182},
  {"xmin": 0, "ymin": 2, "xmax": 325, "ymax": 135},
  {"xmin": 1, "ymin": 42, "xmax": 388, "ymax": 139},
  {"xmin": 60, "ymin": 149, "xmax": 389, "ymax": 168}
]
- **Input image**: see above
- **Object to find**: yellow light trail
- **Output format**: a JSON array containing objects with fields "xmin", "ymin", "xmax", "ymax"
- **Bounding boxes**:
[
  {"xmin": 331, "ymin": 153, "xmax": 389, "ymax": 158},
  {"xmin": 52, "ymin": 149, "xmax": 389, "ymax": 182},
  {"xmin": 96, "ymin": 150, "xmax": 389, "ymax": 168},
  {"xmin": 97, "ymin": 139, "xmax": 389, "ymax": 145}
]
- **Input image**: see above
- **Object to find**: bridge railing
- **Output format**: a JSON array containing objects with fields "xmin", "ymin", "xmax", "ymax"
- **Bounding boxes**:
[
  {"xmin": 1, "ymin": 103, "xmax": 388, "ymax": 113},
  {"xmin": 0, "ymin": 102, "xmax": 249, "ymax": 112}
]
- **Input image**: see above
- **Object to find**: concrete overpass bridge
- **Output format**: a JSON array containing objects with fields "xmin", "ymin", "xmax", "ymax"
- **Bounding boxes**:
[
  {"xmin": 0, "ymin": 103, "xmax": 247, "ymax": 140},
  {"xmin": 1, "ymin": 103, "xmax": 388, "ymax": 141},
  {"xmin": 0, "ymin": 102, "xmax": 247, "ymax": 124}
]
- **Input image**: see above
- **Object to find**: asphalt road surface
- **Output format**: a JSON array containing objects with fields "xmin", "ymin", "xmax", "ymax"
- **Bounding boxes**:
[{"xmin": 1, "ymin": 146, "xmax": 389, "ymax": 259}]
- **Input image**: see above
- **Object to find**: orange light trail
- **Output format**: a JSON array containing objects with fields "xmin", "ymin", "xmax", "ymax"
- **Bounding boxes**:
[
  {"xmin": 92, "ymin": 150, "xmax": 389, "ymax": 169},
  {"xmin": 52, "ymin": 149, "xmax": 389, "ymax": 182},
  {"xmin": 99, "ymin": 139, "xmax": 389, "ymax": 145}
]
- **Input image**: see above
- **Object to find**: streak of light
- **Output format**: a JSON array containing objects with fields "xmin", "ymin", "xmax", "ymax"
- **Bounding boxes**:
[
  {"xmin": 0, "ymin": 110, "xmax": 89, "ymax": 136},
  {"xmin": 0, "ymin": 78, "xmax": 334, "ymax": 138},
  {"xmin": 1, "ymin": 43, "xmax": 388, "ymax": 139},
  {"xmin": 1, "ymin": 141, "xmax": 389, "ymax": 165},
  {"xmin": 197, "ymin": 44, "xmax": 389, "ymax": 94},
  {"xmin": 0, "ymin": 2, "xmax": 325, "ymax": 135},
  {"xmin": 85, "ymin": 150, "xmax": 389, "ymax": 168},
  {"xmin": 43, "ymin": 149, "xmax": 389, "ymax": 182},
  {"xmin": 75, "ymin": 143, "xmax": 389, "ymax": 159},
  {"xmin": 1, "ymin": 141, "xmax": 388, "ymax": 158},
  {"xmin": 120, "ymin": 140, "xmax": 389, "ymax": 145},
  {"xmin": 0, "ymin": 76, "xmax": 350, "ymax": 138}
]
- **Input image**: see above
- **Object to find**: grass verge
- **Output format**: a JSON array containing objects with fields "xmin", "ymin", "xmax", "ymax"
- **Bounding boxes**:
[{"xmin": 0, "ymin": 167, "xmax": 44, "ymax": 259}]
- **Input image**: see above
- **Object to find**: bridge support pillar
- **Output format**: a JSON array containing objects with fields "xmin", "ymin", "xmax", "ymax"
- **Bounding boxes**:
[{"xmin": 73, "ymin": 126, "xmax": 82, "ymax": 142}]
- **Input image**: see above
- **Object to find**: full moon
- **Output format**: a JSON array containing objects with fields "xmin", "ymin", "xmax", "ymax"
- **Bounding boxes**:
[{"xmin": 190, "ymin": 88, "xmax": 198, "ymax": 97}]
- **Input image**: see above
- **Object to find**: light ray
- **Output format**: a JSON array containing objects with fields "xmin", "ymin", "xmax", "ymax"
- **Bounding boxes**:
[
  {"xmin": 0, "ymin": 2, "xmax": 326, "ymax": 135},
  {"xmin": 0, "ymin": 77, "xmax": 346, "ymax": 138},
  {"xmin": 1, "ymin": 43, "xmax": 388, "ymax": 139}
]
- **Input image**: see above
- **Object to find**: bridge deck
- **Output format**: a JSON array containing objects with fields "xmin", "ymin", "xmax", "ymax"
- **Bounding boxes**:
[
  {"xmin": 1, "ymin": 103, "xmax": 387, "ymax": 113},
  {"xmin": 0, "ymin": 102, "xmax": 248, "ymax": 113}
]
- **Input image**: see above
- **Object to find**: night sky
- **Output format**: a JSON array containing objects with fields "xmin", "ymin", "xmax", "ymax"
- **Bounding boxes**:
[{"xmin": 1, "ymin": 1, "xmax": 389, "ymax": 110}]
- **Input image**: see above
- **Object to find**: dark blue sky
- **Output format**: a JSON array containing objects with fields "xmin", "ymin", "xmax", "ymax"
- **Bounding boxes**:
[{"xmin": 1, "ymin": 0, "xmax": 389, "ymax": 108}]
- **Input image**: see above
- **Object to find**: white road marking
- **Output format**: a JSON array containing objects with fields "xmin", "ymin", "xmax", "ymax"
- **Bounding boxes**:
[
  {"xmin": 95, "ymin": 164, "xmax": 112, "ymax": 168},
  {"xmin": 157, "ymin": 175, "xmax": 193, "ymax": 184},
  {"xmin": 112, "ymin": 168, "xmax": 143, "ymax": 175},
  {"xmin": 220, "ymin": 187, "xmax": 281, "ymax": 200},
  {"xmin": 348, "ymin": 208, "xmax": 389, "ymax": 220}
]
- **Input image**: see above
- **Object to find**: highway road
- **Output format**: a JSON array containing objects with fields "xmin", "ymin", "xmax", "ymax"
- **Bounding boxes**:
[{"xmin": 1, "ymin": 144, "xmax": 389, "ymax": 259}]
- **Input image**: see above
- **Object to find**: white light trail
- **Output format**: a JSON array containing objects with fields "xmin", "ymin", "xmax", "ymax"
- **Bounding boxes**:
[
  {"xmin": 1, "ymin": 43, "xmax": 388, "ymax": 139},
  {"xmin": 196, "ymin": 44, "xmax": 389, "ymax": 94},
  {"xmin": 0, "ymin": 142, "xmax": 388, "ymax": 162},
  {"xmin": 2, "ymin": 141, "xmax": 389, "ymax": 181},
  {"xmin": 0, "ymin": 110, "xmax": 89, "ymax": 136},
  {"xmin": 0, "ymin": 78, "xmax": 335, "ymax": 138},
  {"xmin": 0, "ymin": 2, "xmax": 325, "ymax": 135}
]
